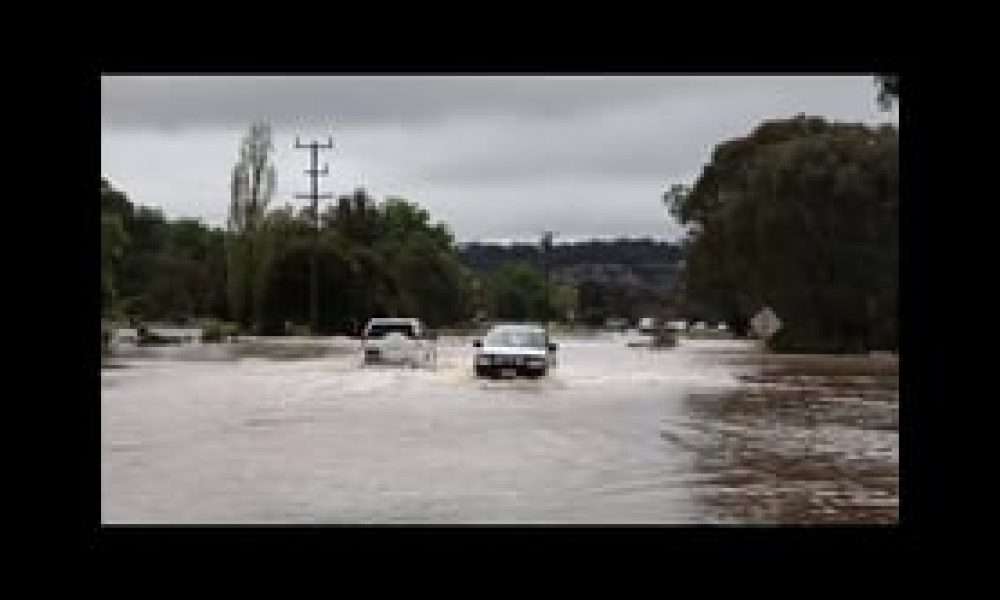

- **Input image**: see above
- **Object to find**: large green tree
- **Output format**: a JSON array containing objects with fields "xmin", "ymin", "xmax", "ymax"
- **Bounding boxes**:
[
  {"xmin": 227, "ymin": 122, "xmax": 276, "ymax": 330},
  {"xmin": 252, "ymin": 190, "xmax": 473, "ymax": 334},
  {"xmin": 666, "ymin": 115, "xmax": 898, "ymax": 352},
  {"xmin": 102, "ymin": 178, "xmax": 230, "ymax": 323}
]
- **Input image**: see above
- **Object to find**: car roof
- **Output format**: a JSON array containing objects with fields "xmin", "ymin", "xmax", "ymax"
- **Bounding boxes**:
[
  {"xmin": 487, "ymin": 323, "xmax": 545, "ymax": 332},
  {"xmin": 366, "ymin": 318, "xmax": 421, "ymax": 325}
]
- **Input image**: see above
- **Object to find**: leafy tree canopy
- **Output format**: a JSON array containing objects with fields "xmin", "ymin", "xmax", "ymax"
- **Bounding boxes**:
[{"xmin": 664, "ymin": 115, "xmax": 898, "ymax": 352}]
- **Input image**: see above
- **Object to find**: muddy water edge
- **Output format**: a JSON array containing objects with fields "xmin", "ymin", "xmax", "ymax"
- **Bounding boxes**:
[{"xmin": 673, "ymin": 347, "xmax": 899, "ymax": 523}]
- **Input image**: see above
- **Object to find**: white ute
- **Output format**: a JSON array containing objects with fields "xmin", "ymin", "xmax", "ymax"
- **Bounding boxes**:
[{"xmin": 361, "ymin": 317, "xmax": 437, "ymax": 367}]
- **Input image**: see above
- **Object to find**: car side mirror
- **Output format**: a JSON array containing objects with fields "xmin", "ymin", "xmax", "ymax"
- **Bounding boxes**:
[
  {"xmin": 548, "ymin": 343, "xmax": 558, "ymax": 352},
  {"xmin": 473, "ymin": 339, "xmax": 482, "ymax": 348}
]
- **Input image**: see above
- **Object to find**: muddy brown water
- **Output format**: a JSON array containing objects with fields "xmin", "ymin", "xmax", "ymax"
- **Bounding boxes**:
[{"xmin": 101, "ymin": 335, "xmax": 898, "ymax": 524}]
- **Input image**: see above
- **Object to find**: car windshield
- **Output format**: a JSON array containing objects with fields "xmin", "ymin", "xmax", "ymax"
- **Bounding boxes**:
[
  {"xmin": 366, "ymin": 324, "xmax": 415, "ymax": 338},
  {"xmin": 484, "ymin": 329, "xmax": 546, "ymax": 348}
]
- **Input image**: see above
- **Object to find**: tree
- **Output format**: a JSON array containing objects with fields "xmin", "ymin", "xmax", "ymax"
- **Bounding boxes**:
[
  {"xmin": 875, "ymin": 74, "xmax": 899, "ymax": 111},
  {"xmin": 248, "ymin": 191, "xmax": 474, "ymax": 334},
  {"xmin": 485, "ymin": 263, "xmax": 551, "ymax": 321},
  {"xmin": 550, "ymin": 283, "xmax": 578, "ymax": 322},
  {"xmin": 665, "ymin": 115, "xmax": 898, "ymax": 352},
  {"xmin": 372, "ymin": 197, "xmax": 470, "ymax": 326},
  {"xmin": 104, "ymin": 189, "xmax": 170, "ymax": 320},
  {"xmin": 101, "ymin": 174, "xmax": 477, "ymax": 334},
  {"xmin": 389, "ymin": 231, "xmax": 472, "ymax": 326},
  {"xmin": 100, "ymin": 212, "xmax": 128, "ymax": 317},
  {"xmin": 227, "ymin": 122, "xmax": 276, "ymax": 330}
]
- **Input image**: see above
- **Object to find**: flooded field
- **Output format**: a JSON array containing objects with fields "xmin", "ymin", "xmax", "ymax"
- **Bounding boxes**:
[{"xmin": 101, "ymin": 334, "xmax": 898, "ymax": 524}]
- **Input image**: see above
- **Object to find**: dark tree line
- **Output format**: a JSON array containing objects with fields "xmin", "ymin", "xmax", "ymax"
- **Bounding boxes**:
[
  {"xmin": 460, "ymin": 239, "xmax": 683, "ymax": 272},
  {"xmin": 102, "ymin": 179, "xmax": 229, "ymax": 323},
  {"xmin": 102, "ymin": 171, "xmax": 686, "ymax": 334},
  {"xmin": 460, "ymin": 239, "xmax": 683, "ymax": 325},
  {"xmin": 101, "ymin": 180, "xmax": 479, "ymax": 334}
]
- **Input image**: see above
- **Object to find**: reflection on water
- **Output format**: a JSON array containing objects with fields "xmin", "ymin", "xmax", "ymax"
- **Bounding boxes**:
[
  {"xmin": 666, "ymin": 353, "xmax": 899, "ymax": 523},
  {"xmin": 105, "ymin": 336, "xmax": 359, "ymax": 363},
  {"xmin": 101, "ymin": 335, "xmax": 898, "ymax": 524}
]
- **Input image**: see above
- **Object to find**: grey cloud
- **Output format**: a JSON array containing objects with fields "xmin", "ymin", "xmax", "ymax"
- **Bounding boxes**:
[
  {"xmin": 100, "ymin": 75, "xmax": 895, "ymax": 242},
  {"xmin": 395, "ymin": 178, "xmax": 687, "ymax": 242},
  {"xmin": 101, "ymin": 75, "xmax": 702, "ymax": 130},
  {"xmin": 395, "ymin": 79, "xmax": 895, "ymax": 185},
  {"xmin": 102, "ymin": 75, "xmax": 878, "ymax": 131}
]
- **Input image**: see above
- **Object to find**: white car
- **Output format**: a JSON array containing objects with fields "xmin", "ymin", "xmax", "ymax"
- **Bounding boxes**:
[
  {"xmin": 472, "ymin": 324, "xmax": 557, "ymax": 378},
  {"xmin": 666, "ymin": 320, "xmax": 689, "ymax": 332},
  {"xmin": 638, "ymin": 317, "xmax": 657, "ymax": 335},
  {"xmin": 362, "ymin": 318, "xmax": 436, "ymax": 367}
]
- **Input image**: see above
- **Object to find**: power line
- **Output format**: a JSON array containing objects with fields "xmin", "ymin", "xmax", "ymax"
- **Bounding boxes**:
[{"xmin": 293, "ymin": 136, "xmax": 334, "ymax": 334}]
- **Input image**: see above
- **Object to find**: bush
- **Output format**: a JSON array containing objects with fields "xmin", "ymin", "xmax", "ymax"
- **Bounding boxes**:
[
  {"xmin": 286, "ymin": 322, "xmax": 312, "ymax": 337},
  {"xmin": 101, "ymin": 324, "xmax": 112, "ymax": 355},
  {"xmin": 201, "ymin": 320, "xmax": 238, "ymax": 343},
  {"xmin": 767, "ymin": 327, "xmax": 864, "ymax": 354}
]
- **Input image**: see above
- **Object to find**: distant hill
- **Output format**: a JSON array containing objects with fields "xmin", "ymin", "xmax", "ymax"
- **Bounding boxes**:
[{"xmin": 458, "ymin": 238, "xmax": 684, "ymax": 296}]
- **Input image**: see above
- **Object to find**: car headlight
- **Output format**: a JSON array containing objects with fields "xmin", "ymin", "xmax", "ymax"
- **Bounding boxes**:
[{"xmin": 475, "ymin": 354, "xmax": 491, "ymax": 365}]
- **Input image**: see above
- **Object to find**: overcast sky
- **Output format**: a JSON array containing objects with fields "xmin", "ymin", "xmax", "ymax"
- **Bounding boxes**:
[{"xmin": 101, "ymin": 75, "xmax": 898, "ymax": 243}]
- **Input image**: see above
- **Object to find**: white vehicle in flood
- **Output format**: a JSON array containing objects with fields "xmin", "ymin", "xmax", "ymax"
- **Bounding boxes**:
[
  {"xmin": 362, "ymin": 318, "xmax": 436, "ymax": 367},
  {"xmin": 472, "ymin": 324, "xmax": 557, "ymax": 379},
  {"xmin": 638, "ymin": 317, "xmax": 657, "ymax": 335}
]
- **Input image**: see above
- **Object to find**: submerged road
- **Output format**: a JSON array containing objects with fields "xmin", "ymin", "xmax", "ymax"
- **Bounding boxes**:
[{"xmin": 101, "ymin": 334, "xmax": 898, "ymax": 524}]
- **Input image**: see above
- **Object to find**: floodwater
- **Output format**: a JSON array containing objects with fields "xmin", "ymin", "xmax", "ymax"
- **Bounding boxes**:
[{"xmin": 101, "ymin": 333, "xmax": 898, "ymax": 524}]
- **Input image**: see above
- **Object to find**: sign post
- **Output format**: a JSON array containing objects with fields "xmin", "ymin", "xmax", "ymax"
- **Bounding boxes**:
[{"xmin": 751, "ymin": 306, "xmax": 782, "ymax": 342}]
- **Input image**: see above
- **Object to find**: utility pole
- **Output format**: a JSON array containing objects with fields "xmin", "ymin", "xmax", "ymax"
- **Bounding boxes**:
[
  {"xmin": 294, "ymin": 136, "xmax": 334, "ymax": 335},
  {"xmin": 541, "ymin": 231, "xmax": 554, "ymax": 331}
]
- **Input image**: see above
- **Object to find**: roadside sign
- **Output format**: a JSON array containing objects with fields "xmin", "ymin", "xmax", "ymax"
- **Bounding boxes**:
[{"xmin": 751, "ymin": 306, "xmax": 782, "ymax": 339}]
